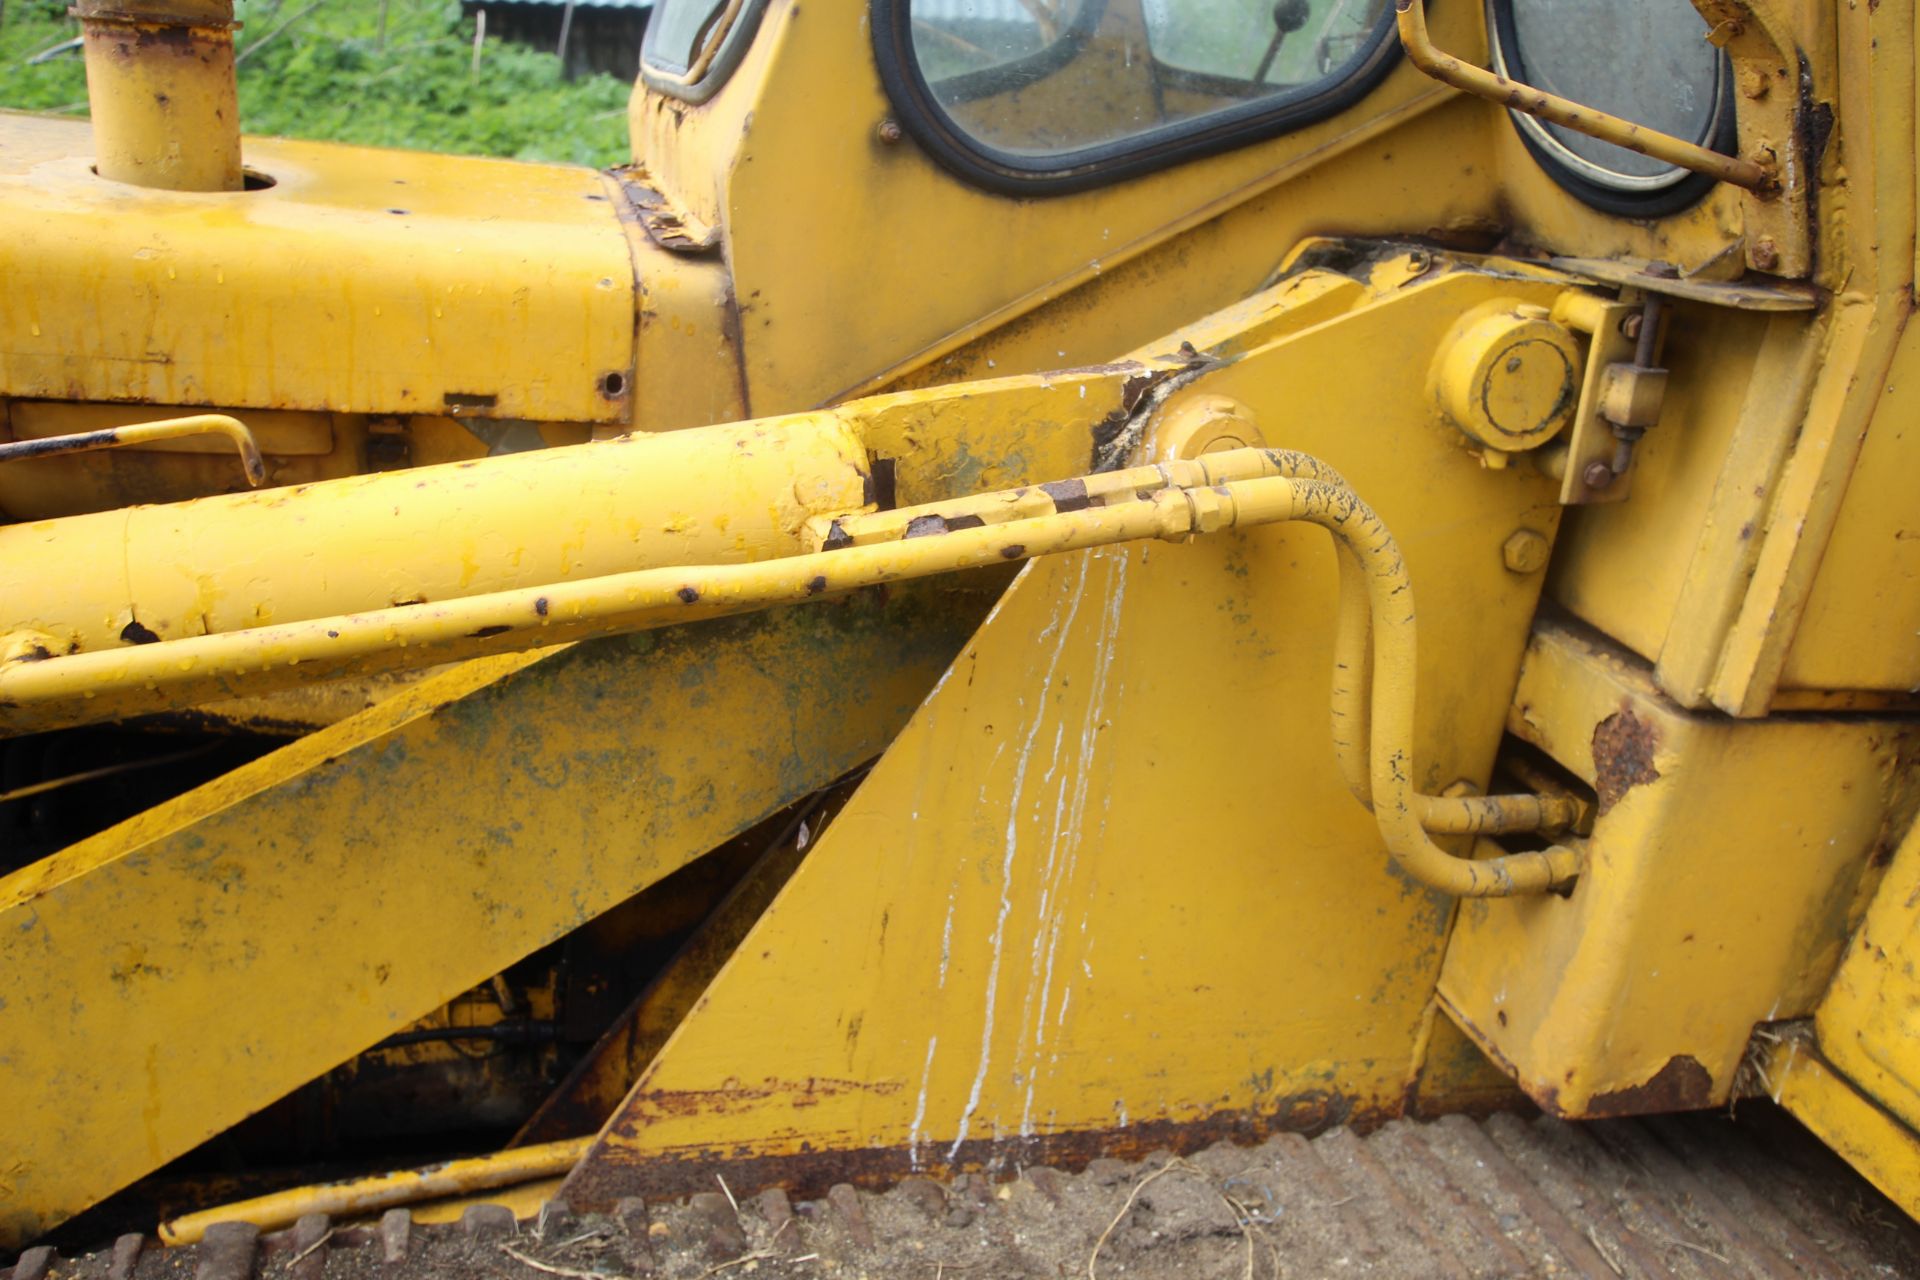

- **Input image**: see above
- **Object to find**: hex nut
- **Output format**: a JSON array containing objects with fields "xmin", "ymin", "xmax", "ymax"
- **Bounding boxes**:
[
  {"xmin": 1503, "ymin": 529, "xmax": 1550, "ymax": 575},
  {"xmin": 1184, "ymin": 486, "xmax": 1232, "ymax": 535}
]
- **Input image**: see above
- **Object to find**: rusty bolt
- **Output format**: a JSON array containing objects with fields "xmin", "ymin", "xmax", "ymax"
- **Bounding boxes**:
[
  {"xmin": 1742, "ymin": 67, "xmax": 1771, "ymax": 100},
  {"xmin": 1750, "ymin": 237, "xmax": 1781, "ymax": 272},
  {"xmin": 876, "ymin": 119, "xmax": 904, "ymax": 145},
  {"xmin": 1583, "ymin": 461, "xmax": 1615, "ymax": 490},
  {"xmin": 1503, "ymin": 529, "xmax": 1551, "ymax": 575},
  {"xmin": 1620, "ymin": 312, "xmax": 1644, "ymax": 341}
]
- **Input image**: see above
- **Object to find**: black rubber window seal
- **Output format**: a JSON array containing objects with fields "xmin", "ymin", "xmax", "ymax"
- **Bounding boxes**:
[
  {"xmin": 871, "ymin": 0, "xmax": 1409, "ymax": 197},
  {"xmin": 642, "ymin": 0, "xmax": 774, "ymax": 105},
  {"xmin": 1488, "ymin": 0, "xmax": 1736, "ymax": 220}
]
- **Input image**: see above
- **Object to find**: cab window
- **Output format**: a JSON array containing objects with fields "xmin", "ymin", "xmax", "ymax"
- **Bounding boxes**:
[{"xmin": 877, "ymin": 0, "xmax": 1400, "ymax": 191}]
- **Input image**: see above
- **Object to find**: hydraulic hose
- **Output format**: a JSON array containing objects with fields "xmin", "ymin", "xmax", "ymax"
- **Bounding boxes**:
[{"xmin": 1246, "ymin": 478, "xmax": 1582, "ymax": 894}]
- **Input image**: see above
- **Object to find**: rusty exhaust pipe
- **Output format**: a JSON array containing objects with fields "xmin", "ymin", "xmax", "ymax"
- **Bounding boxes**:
[{"xmin": 75, "ymin": 0, "xmax": 244, "ymax": 192}]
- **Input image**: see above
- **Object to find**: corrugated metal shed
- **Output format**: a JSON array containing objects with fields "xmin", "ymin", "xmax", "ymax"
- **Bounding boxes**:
[{"xmin": 462, "ymin": 0, "xmax": 652, "ymax": 79}]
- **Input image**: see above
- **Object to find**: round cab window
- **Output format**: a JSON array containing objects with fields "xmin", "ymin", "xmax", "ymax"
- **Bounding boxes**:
[{"xmin": 1488, "ymin": 0, "xmax": 1733, "ymax": 216}]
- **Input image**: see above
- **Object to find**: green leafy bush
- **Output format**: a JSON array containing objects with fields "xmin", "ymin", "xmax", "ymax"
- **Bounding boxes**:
[{"xmin": 0, "ymin": 0, "xmax": 631, "ymax": 166}]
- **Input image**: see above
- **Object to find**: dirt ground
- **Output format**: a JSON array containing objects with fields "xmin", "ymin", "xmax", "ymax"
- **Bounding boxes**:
[{"xmin": 23, "ymin": 1106, "xmax": 1920, "ymax": 1280}]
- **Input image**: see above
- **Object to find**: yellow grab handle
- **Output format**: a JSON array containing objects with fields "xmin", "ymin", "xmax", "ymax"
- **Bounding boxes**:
[{"xmin": 1394, "ymin": 0, "xmax": 1771, "ymax": 192}]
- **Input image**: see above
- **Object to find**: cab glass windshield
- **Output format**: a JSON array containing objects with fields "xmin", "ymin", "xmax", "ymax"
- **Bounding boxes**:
[{"xmin": 903, "ymin": 0, "xmax": 1394, "ymax": 159}]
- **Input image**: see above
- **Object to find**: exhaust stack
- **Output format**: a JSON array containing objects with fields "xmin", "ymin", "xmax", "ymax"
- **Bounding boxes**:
[{"xmin": 76, "ymin": 0, "xmax": 243, "ymax": 192}]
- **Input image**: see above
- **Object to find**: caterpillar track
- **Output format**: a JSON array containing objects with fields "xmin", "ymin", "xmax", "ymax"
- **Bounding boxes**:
[{"xmin": 21, "ymin": 1107, "xmax": 1918, "ymax": 1280}]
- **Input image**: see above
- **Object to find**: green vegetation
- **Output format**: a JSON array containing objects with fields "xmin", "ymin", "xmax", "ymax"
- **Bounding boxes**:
[{"xmin": 0, "ymin": 0, "xmax": 631, "ymax": 166}]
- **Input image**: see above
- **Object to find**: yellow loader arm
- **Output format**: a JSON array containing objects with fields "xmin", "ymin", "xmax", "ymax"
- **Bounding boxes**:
[{"xmin": 1, "ymin": 0, "xmax": 1917, "ymax": 1270}]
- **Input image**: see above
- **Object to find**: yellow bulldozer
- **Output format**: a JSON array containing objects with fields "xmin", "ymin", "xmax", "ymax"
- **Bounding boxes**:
[{"xmin": 3, "ymin": 0, "xmax": 1920, "ymax": 1273}]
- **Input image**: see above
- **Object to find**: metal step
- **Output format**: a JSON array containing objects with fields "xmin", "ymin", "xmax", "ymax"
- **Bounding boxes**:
[{"xmin": 19, "ymin": 1105, "xmax": 1919, "ymax": 1280}]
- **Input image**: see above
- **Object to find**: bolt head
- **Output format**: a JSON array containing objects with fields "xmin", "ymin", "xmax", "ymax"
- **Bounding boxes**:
[
  {"xmin": 1186, "ymin": 486, "xmax": 1232, "ymax": 535},
  {"xmin": 1751, "ymin": 237, "xmax": 1781, "ymax": 272},
  {"xmin": 1620, "ymin": 313, "xmax": 1643, "ymax": 340},
  {"xmin": 1583, "ymin": 461, "xmax": 1615, "ymax": 490},
  {"xmin": 877, "ymin": 119, "xmax": 904, "ymax": 144},
  {"xmin": 1502, "ymin": 529, "xmax": 1551, "ymax": 575}
]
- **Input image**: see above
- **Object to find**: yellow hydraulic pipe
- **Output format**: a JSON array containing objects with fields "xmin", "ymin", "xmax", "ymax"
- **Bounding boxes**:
[
  {"xmin": 1328, "ymin": 536, "xmax": 1578, "ymax": 840},
  {"xmin": 158, "ymin": 1137, "xmax": 591, "ymax": 1246},
  {"xmin": 1394, "ymin": 0, "xmax": 1771, "ymax": 191},
  {"xmin": 1238, "ymin": 477, "xmax": 1583, "ymax": 895},
  {"xmin": 0, "ymin": 486, "xmax": 1202, "ymax": 733},
  {"xmin": 824, "ymin": 447, "xmax": 1350, "ymax": 546},
  {"xmin": 1329, "ymin": 541, "xmax": 1374, "ymax": 805},
  {"xmin": 0, "ymin": 417, "xmax": 872, "ymax": 654},
  {"xmin": 1331, "ymin": 587, "xmax": 1581, "ymax": 837},
  {"xmin": 76, "ymin": 0, "xmax": 245, "ymax": 193},
  {"xmin": 0, "ymin": 413, "xmax": 264, "ymax": 486},
  {"xmin": 1414, "ymin": 791, "xmax": 1586, "ymax": 836}
]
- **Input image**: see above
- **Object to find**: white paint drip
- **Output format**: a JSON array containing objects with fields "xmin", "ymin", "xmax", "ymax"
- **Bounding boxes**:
[
  {"xmin": 1034, "ymin": 553, "xmax": 1129, "ymax": 1055},
  {"xmin": 938, "ymin": 892, "xmax": 956, "ymax": 988},
  {"xmin": 948, "ymin": 556, "xmax": 1090, "ymax": 1160},
  {"xmin": 908, "ymin": 1034, "xmax": 939, "ymax": 1170},
  {"xmin": 1018, "ymin": 552, "xmax": 1131, "ymax": 1136}
]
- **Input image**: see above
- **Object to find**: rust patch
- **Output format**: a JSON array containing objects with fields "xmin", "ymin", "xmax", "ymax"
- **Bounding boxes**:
[
  {"xmin": 1582, "ymin": 1055, "xmax": 1714, "ymax": 1118},
  {"xmin": 1591, "ymin": 707, "xmax": 1660, "ymax": 815},
  {"xmin": 676, "ymin": 587, "xmax": 701, "ymax": 604},
  {"xmin": 718, "ymin": 283, "xmax": 753, "ymax": 420},
  {"xmin": 805, "ymin": 576, "xmax": 828, "ymax": 596},
  {"xmin": 609, "ymin": 1078, "xmax": 905, "ymax": 1128},
  {"xmin": 468, "ymin": 624, "xmax": 511, "ymax": 639},
  {"xmin": 119, "ymin": 619, "xmax": 161, "ymax": 645},
  {"xmin": 999, "ymin": 543, "xmax": 1026, "ymax": 560},
  {"xmin": 1040, "ymin": 478, "xmax": 1090, "ymax": 513},
  {"xmin": 534, "ymin": 597, "xmax": 550, "ymax": 617},
  {"xmin": 566, "ymin": 1090, "xmax": 1387, "ymax": 1213},
  {"xmin": 128, "ymin": 23, "xmax": 201, "ymax": 54},
  {"xmin": 1793, "ymin": 52, "xmax": 1832, "ymax": 256},
  {"xmin": 608, "ymin": 167, "xmax": 722, "ymax": 256}
]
